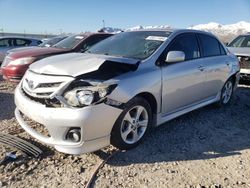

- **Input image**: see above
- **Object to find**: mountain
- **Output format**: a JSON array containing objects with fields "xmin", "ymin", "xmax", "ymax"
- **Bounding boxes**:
[
  {"xmin": 99, "ymin": 21, "xmax": 250, "ymax": 43},
  {"xmin": 127, "ymin": 25, "xmax": 172, "ymax": 31},
  {"xmin": 189, "ymin": 21, "xmax": 250, "ymax": 42}
]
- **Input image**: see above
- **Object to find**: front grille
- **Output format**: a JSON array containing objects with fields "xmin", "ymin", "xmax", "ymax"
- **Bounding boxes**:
[
  {"xmin": 238, "ymin": 56, "xmax": 250, "ymax": 69},
  {"xmin": 23, "ymin": 78, "xmax": 63, "ymax": 98},
  {"xmin": 22, "ymin": 87, "xmax": 62, "ymax": 107},
  {"xmin": 21, "ymin": 70, "xmax": 74, "ymax": 107},
  {"xmin": 37, "ymin": 82, "xmax": 62, "ymax": 88},
  {"xmin": 20, "ymin": 112, "xmax": 50, "ymax": 138},
  {"xmin": 22, "ymin": 70, "xmax": 74, "ymax": 101}
]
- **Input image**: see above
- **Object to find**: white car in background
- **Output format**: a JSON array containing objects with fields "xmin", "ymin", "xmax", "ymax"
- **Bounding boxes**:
[{"xmin": 227, "ymin": 34, "xmax": 250, "ymax": 80}]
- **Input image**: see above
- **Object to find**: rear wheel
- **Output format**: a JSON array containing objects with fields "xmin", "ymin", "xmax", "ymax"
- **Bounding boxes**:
[
  {"xmin": 111, "ymin": 97, "xmax": 152, "ymax": 150},
  {"xmin": 217, "ymin": 78, "xmax": 234, "ymax": 107}
]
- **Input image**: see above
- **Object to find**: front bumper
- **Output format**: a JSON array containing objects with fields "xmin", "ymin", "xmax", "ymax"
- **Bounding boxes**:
[{"xmin": 14, "ymin": 84, "xmax": 123, "ymax": 154}]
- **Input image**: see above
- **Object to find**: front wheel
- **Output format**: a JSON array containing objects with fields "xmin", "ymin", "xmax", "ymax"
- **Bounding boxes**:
[{"xmin": 111, "ymin": 97, "xmax": 152, "ymax": 150}]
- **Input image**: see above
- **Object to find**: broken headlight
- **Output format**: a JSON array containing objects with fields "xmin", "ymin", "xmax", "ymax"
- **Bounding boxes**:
[{"xmin": 63, "ymin": 84, "xmax": 117, "ymax": 107}]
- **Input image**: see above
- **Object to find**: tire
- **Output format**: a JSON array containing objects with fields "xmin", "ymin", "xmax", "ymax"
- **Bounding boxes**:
[
  {"xmin": 216, "ymin": 78, "xmax": 234, "ymax": 107},
  {"xmin": 110, "ymin": 97, "xmax": 152, "ymax": 150}
]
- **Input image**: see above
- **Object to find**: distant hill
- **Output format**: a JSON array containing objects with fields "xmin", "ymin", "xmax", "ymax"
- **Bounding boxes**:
[
  {"xmin": 189, "ymin": 21, "xmax": 250, "ymax": 43},
  {"xmin": 101, "ymin": 21, "xmax": 250, "ymax": 43}
]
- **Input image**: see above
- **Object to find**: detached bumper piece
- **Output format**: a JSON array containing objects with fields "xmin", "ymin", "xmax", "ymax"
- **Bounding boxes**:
[{"xmin": 0, "ymin": 133, "xmax": 43, "ymax": 157}]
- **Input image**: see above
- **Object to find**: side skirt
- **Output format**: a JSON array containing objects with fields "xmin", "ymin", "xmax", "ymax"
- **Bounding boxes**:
[{"xmin": 156, "ymin": 93, "xmax": 220, "ymax": 126}]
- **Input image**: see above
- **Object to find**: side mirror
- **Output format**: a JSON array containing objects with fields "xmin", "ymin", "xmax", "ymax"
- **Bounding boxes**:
[{"xmin": 166, "ymin": 51, "xmax": 185, "ymax": 63}]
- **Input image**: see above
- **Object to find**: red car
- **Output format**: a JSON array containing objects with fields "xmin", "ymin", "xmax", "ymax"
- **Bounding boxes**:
[{"xmin": 0, "ymin": 33, "xmax": 112, "ymax": 82}]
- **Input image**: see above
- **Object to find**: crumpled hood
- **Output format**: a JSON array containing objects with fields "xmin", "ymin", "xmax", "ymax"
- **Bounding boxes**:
[
  {"xmin": 228, "ymin": 47, "xmax": 250, "ymax": 57},
  {"xmin": 29, "ymin": 53, "xmax": 139, "ymax": 77}
]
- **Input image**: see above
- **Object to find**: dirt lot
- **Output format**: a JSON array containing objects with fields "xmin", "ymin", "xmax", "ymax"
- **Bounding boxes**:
[{"xmin": 0, "ymin": 77, "xmax": 250, "ymax": 188}]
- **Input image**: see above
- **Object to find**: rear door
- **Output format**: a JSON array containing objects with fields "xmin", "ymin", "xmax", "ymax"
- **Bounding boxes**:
[
  {"xmin": 161, "ymin": 33, "xmax": 206, "ymax": 115},
  {"xmin": 197, "ymin": 33, "xmax": 230, "ymax": 98}
]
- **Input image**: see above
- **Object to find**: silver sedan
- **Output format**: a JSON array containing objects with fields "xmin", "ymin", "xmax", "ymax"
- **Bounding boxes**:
[{"xmin": 14, "ymin": 29, "xmax": 240, "ymax": 154}]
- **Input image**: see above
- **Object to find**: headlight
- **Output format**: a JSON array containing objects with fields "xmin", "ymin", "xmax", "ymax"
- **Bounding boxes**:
[
  {"xmin": 64, "ymin": 84, "xmax": 117, "ymax": 107},
  {"xmin": 8, "ymin": 57, "xmax": 35, "ymax": 66},
  {"xmin": 76, "ymin": 90, "xmax": 94, "ymax": 105}
]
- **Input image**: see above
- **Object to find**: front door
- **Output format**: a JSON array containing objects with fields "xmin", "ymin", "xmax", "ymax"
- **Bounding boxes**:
[{"xmin": 161, "ymin": 33, "xmax": 206, "ymax": 115}]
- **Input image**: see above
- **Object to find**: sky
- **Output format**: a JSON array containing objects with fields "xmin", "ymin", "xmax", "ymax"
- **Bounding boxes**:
[{"xmin": 0, "ymin": 0, "xmax": 249, "ymax": 34}]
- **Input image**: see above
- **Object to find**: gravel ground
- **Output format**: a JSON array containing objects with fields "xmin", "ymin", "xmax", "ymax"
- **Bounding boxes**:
[{"xmin": 0, "ymin": 77, "xmax": 250, "ymax": 188}]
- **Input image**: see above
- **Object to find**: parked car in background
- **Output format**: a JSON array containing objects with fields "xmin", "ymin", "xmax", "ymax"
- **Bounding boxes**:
[
  {"xmin": 227, "ymin": 34, "xmax": 250, "ymax": 80},
  {"xmin": 0, "ymin": 36, "xmax": 42, "ymax": 64},
  {"xmin": 4, "ymin": 35, "xmax": 68, "ymax": 56},
  {"xmin": 1, "ymin": 33, "xmax": 112, "ymax": 81},
  {"xmin": 14, "ymin": 29, "xmax": 240, "ymax": 154}
]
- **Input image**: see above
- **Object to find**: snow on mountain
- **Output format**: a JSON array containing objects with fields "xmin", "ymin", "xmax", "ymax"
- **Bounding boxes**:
[
  {"xmin": 99, "ymin": 27, "xmax": 124, "ymax": 33},
  {"xmin": 99, "ymin": 21, "xmax": 250, "ymax": 42},
  {"xmin": 99, "ymin": 25, "xmax": 172, "ymax": 33},
  {"xmin": 127, "ymin": 25, "xmax": 172, "ymax": 31},
  {"xmin": 189, "ymin": 21, "xmax": 250, "ymax": 42}
]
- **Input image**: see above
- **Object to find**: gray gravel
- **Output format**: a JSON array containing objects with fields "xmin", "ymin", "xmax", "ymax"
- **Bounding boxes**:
[{"xmin": 0, "ymin": 76, "xmax": 250, "ymax": 188}]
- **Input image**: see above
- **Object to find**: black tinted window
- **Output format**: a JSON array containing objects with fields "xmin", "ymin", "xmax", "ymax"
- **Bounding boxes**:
[
  {"xmin": 0, "ymin": 39, "xmax": 12, "ymax": 47},
  {"xmin": 198, "ymin": 34, "xmax": 221, "ymax": 57},
  {"xmin": 168, "ymin": 34, "xmax": 200, "ymax": 61},
  {"xmin": 15, "ymin": 39, "xmax": 32, "ymax": 46}
]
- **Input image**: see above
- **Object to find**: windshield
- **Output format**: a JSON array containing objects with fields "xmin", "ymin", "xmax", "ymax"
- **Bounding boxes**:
[
  {"xmin": 53, "ymin": 35, "xmax": 85, "ymax": 49},
  {"xmin": 228, "ymin": 35, "xmax": 250, "ymax": 47},
  {"xmin": 87, "ymin": 31, "xmax": 172, "ymax": 60},
  {"xmin": 39, "ymin": 36, "xmax": 67, "ymax": 47}
]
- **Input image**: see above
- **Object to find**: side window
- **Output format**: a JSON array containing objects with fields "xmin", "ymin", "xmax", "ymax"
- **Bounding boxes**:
[
  {"xmin": 80, "ymin": 35, "xmax": 109, "ymax": 52},
  {"xmin": 167, "ymin": 34, "xmax": 200, "ymax": 61},
  {"xmin": 198, "ymin": 34, "xmax": 221, "ymax": 57},
  {"xmin": 0, "ymin": 39, "xmax": 12, "ymax": 47},
  {"xmin": 15, "ymin": 39, "xmax": 32, "ymax": 46}
]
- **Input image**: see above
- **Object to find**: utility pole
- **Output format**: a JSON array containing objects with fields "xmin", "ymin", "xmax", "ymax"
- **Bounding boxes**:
[
  {"xmin": 0, "ymin": 28, "xmax": 4, "ymax": 36},
  {"xmin": 102, "ymin": 20, "xmax": 105, "ymax": 29}
]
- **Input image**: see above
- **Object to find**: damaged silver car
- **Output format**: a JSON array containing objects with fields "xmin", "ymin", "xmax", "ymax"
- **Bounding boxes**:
[
  {"xmin": 227, "ymin": 34, "xmax": 250, "ymax": 80},
  {"xmin": 15, "ymin": 29, "xmax": 240, "ymax": 154}
]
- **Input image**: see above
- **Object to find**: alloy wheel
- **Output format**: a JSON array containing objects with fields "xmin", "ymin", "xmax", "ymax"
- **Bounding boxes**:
[{"xmin": 120, "ymin": 105, "xmax": 149, "ymax": 144}]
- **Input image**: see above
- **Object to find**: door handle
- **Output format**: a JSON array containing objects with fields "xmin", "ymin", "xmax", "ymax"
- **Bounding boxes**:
[{"xmin": 198, "ymin": 65, "xmax": 205, "ymax": 71}]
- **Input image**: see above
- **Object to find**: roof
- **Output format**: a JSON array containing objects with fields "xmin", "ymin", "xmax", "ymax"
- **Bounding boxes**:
[{"xmin": 125, "ymin": 28, "xmax": 217, "ymax": 37}]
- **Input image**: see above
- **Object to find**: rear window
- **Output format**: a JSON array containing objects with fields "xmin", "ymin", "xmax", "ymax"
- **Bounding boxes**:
[{"xmin": 198, "ymin": 34, "xmax": 221, "ymax": 57}]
